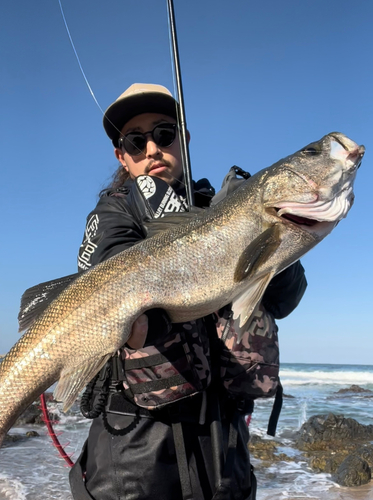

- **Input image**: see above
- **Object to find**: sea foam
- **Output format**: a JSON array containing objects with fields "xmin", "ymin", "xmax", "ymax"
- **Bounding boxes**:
[{"xmin": 280, "ymin": 368, "xmax": 373, "ymax": 387}]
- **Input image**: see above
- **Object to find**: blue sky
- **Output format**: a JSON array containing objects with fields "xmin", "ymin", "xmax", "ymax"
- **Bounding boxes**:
[{"xmin": 0, "ymin": 0, "xmax": 372, "ymax": 364}]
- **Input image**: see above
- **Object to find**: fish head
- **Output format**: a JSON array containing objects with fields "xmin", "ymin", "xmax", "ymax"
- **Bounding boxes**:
[{"xmin": 262, "ymin": 132, "xmax": 364, "ymax": 239}]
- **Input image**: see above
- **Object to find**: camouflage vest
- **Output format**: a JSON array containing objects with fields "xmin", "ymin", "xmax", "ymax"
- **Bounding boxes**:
[
  {"xmin": 121, "ymin": 318, "xmax": 212, "ymax": 410},
  {"xmin": 217, "ymin": 303, "xmax": 279, "ymax": 399},
  {"xmin": 120, "ymin": 303, "xmax": 279, "ymax": 410}
]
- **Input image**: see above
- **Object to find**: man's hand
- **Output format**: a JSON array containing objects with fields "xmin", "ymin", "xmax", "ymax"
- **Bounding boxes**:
[{"xmin": 126, "ymin": 314, "xmax": 148, "ymax": 349}]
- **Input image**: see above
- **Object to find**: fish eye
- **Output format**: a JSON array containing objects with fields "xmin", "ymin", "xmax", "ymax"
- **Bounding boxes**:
[{"xmin": 302, "ymin": 146, "xmax": 319, "ymax": 156}]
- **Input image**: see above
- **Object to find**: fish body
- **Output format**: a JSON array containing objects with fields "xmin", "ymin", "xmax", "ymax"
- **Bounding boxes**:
[{"xmin": 0, "ymin": 132, "xmax": 364, "ymax": 446}]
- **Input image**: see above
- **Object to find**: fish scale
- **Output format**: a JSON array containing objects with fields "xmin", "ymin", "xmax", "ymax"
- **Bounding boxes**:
[{"xmin": 0, "ymin": 132, "xmax": 364, "ymax": 446}]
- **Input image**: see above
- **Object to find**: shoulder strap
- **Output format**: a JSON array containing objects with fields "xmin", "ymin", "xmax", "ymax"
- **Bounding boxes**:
[
  {"xmin": 210, "ymin": 166, "xmax": 251, "ymax": 206},
  {"xmin": 267, "ymin": 381, "xmax": 283, "ymax": 436}
]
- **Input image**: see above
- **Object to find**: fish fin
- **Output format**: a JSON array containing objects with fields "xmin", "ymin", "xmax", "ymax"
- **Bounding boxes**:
[
  {"xmin": 231, "ymin": 303, "xmax": 262, "ymax": 342},
  {"xmin": 231, "ymin": 273, "xmax": 275, "ymax": 338},
  {"xmin": 234, "ymin": 225, "xmax": 281, "ymax": 282},
  {"xmin": 18, "ymin": 273, "xmax": 81, "ymax": 332},
  {"xmin": 54, "ymin": 353, "xmax": 112, "ymax": 412},
  {"xmin": 144, "ymin": 207, "xmax": 204, "ymax": 238}
]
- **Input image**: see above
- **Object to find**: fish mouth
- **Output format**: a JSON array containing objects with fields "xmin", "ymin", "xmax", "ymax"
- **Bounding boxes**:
[
  {"xmin": 272, "ymin": 177, "xmax": 355, "ymax": 231},
  {"xmin": 271, "ymin": 207, "xmax": 337, "ymax": 239},
  {"xmin": 277, "ymin": 211, "xmax": 320, "ymax": 227}
]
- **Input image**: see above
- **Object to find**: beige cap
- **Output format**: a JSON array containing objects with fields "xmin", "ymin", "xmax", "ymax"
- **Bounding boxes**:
[{"xmin": 103, "ymin": 83, "xmax": 178, "ymax": 146}]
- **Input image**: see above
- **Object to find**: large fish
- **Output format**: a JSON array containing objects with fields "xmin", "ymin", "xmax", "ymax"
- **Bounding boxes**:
[{"xmin": 0, "ymin": 132, "xmax": 364, "ymax": 446}]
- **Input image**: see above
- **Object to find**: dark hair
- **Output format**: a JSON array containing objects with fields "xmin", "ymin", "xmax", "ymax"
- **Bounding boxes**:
[{"xmin": 99, "ymin": 163, "xmax": 130, "ymax": 197}]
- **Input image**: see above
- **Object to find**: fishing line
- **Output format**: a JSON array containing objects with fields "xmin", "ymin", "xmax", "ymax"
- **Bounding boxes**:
[
  {"xmin": 57, "ymin": 1, "xmax": 147, "ymax": 163},
  {"xmin": 58, "ymin": 0, "xmax": 104, "ymax": 115},
  {"xmin": 57, "ymin": 0, "xmax": 195, "ymax": 192}
]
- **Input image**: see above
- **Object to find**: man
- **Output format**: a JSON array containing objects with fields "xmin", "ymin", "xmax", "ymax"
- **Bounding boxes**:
[{"xmin": 70, "ymin": 83, "xmax": 306, "ymax": 500}]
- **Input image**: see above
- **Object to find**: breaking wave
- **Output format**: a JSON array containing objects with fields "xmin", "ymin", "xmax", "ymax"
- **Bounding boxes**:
[{"xmin": 280, "ymin": 364, "xmax": 373, "ymax": 387}]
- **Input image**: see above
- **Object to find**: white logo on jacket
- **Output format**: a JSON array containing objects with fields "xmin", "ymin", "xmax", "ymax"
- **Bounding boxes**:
[
  {"xmin": 78, "ymin": 214, "xmax": 99, "ymax": 270},
  {"xmin": 137, "ymin": 176, "xmax": 156, "ymax": 199}
]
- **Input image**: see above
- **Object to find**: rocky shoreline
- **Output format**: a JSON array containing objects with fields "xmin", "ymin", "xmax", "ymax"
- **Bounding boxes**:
[
  {"xmin": 250, "ymin": 385, "xmax": 373, "ymax": 489},
  {"xmin": 3, "ymin": 392, "xmax": 65, "ymax": 447},
  {"xmin": 4, "ymin": 385, "xmax": 373, "ymax": 491}
]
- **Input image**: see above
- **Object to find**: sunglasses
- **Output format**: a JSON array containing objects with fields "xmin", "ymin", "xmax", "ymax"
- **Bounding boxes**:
[{"xmin": 118, "ymin": 123, "xmax": 177, "ymax": 156}]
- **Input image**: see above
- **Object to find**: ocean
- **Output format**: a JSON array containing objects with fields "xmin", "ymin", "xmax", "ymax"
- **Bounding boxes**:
[
  {"xmin": 252, "ymin": 363, "xmax": 373, "ymax": 500},
  {"xmin": 1, "ymin": 363, "xmax": 373, "ymax": 500}
]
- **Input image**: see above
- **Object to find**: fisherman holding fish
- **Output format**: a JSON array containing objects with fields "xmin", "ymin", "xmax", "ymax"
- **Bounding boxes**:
[
  {"xmin": 69, "ymin": 83, "xmax": 307, "ymax": 500},
  {"xmin": 0, "ymin": 84, "xmax": 363, "ymax": 496}
]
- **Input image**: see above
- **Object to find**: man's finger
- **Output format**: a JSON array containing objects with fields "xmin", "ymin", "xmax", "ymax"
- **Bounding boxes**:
[{"xmin": 126, "ymin": 314, "xmax": 148, "ymax": 349}]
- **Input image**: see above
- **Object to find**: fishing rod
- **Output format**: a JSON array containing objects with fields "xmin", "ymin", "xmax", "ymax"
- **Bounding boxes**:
[{"xmin": 166, "ymin": 0, "xmax": 195, "ymax": 208}]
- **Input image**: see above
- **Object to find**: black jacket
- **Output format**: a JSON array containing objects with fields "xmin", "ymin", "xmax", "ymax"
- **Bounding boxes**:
[{"xmin": 77, "ymin": 178, "xmax": 214, "ymax": 271}]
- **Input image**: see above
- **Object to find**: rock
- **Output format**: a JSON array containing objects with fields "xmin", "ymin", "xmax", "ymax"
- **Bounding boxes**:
[
  {"xmin": 333, "ymin": 454, "xmax": 371, "ymax": 486},
  {"xmin": 26, "ymin": 430, "xmax": 39, "ymax": 438},
  {"xmin": 249, "ymin": 434, "xmax": 292, "ymax": 462},
  {"xmin": 3, "ymin": 433, "xmax": 24, "ymax": 445},
  {"xmin": 295, "ymin": 414, "xmax": 373, "ymax": 487},
  {"xmin": 250, "ymin": 434, "xmax": 277, "ymax": 450},
  {"xmin": 295, "ymin": 413, "xmax": 373, "ymax": 451},
  {"xmin": 309, "ymin": 451, "xmax": 349, "ymax": 473},
  {"xmin": 14, "ymin": 393, "xmax": 60, "ymax": 426},
  {"xmin": 14, "ymin": 403, "xmax": 44, "ymax": 425},
  {"xmin": 355, "ymin": 444, "xmax": 373, "ymax": 467},
  {"xmin": 336, "ymin": 385, "xmax": 373, "ymax": 394},
  {"xmin": 3, "ymin": 430, "xmax": 40, "ymax": 447}
]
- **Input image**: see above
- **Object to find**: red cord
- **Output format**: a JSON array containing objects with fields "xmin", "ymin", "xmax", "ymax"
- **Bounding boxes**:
[{"xmin": 40, "ymin": 393, "xmax": 74, "ymax": 467}]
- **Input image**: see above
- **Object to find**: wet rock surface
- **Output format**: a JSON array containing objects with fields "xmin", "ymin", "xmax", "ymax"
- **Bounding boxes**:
[
  {"xmin": 335, "ymin": 385, "xmax": 373, "ymax": 395},
  {"xmin": 249, "ymin": 413, "xmax": 373, "ymax": 488},
  {"xmin": 3, "ymin": 429, "xmax": 40, "ymax": 447},
  {"xmin": 249, "ymin": 434, "xmax": 292, "ymax": 463},
  {"xmin": 309, "ymin": 450, "xmax": 349, "ymax": 473},
  {"xmin": 5, "ymin": 392, "xmax": 63, "ymax": 445},
  {"xmin": 14, "ymin": 392, "xmax": 60, "ymax": 426},
  {"xmin": 333, "ymin": 455, "xmax": 371, "ymax": 486},
  {"xmin": 294, "ymin": 413, "xmax": 373, "ymax": 486},
  {"xmin": 356, "ymin": 444, "xmax": 373, "ymax": 467},
  {"xmin": 295, "ymin": 413, "xmax": 373, "ymax": 451}
]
